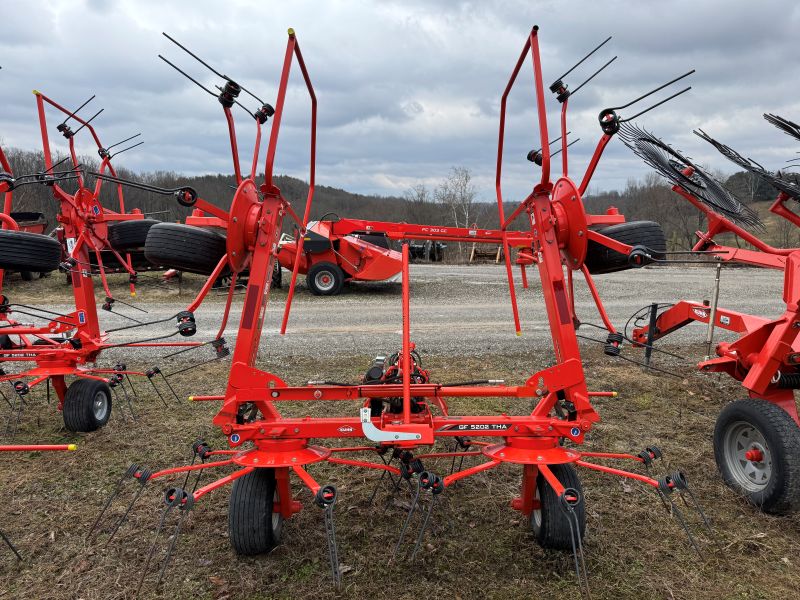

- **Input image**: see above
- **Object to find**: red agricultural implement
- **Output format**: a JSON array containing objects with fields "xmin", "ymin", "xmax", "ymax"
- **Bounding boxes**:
[
  {"xmin": 621, "ymin": 118, "xmax": 800, "ymax": 513},
  {"xmin": 0, "ymin": 443, "xmax": 76, "ymax": 559},
  {"xmin": 92, "ymin": 28, "xmax": 714, "ymax": 597},
  {"xmin": 0, "ymin": 92, "xmax": 237, "ymax": 433}
]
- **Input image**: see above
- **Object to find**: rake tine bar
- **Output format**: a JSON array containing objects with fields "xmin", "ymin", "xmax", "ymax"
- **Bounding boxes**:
[
  {"xmin": 314, "ymin": 485, "xmax": 341, "ymax": 590},
  {"xmin": 0, "ymin": 529, "xmax": 22, "ymax": 560}
]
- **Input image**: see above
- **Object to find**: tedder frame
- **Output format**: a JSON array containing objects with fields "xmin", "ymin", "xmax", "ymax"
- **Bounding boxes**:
[
  {"xmin": 94, "ymin": 27, "xmax": 712, "ymax": 596},
  {"xmin": 0, "ymin": 92, "xmax": 234, "ymax": 433},
  {"xmin": 622, "ymin": 119, "xmax": 800, "ymax": 513}
]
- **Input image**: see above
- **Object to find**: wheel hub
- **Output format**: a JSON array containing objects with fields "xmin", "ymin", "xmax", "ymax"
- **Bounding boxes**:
[
  {"xmin": 92, "ymin": 390, "xmax": 109, "ymax": 421},
  {"xmin": 745, "ymin": 447, "xmax": 764, "ymax": 463},
  {"xmin": 723, "ymin": 421, "xmax": 773, "ymax": 491}
]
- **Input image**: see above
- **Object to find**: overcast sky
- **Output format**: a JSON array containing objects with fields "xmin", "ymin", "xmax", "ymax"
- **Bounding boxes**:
[{"xmin": 2, "ymin": 0, "xmax": 799, "ymax": 202}]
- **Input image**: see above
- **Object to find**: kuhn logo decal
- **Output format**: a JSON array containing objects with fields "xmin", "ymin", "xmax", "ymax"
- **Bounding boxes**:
[
  {"xmin": 692, "ymin": 308, "xmax": 709, "ymax": 318},
  {"xmin": 338, "ymin": 426, "xmax": 354, "ymax": 433}
]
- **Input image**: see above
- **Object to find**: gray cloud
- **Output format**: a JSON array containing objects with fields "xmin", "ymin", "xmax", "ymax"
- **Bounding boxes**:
[{"xmin": 1, "ymin": 0, "xmax": 799, "ymax": 203}]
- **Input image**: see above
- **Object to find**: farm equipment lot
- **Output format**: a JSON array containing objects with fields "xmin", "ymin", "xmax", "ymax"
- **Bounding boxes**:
[
  {"xmin": 2, "ymin": 264, "xmax": 788, "ymax": 360},
  {"xmin": 1, "ymin": 265, "xmax": 798, "ymax": 599}
]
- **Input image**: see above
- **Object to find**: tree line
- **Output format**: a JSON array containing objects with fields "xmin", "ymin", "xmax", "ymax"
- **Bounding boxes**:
[{"xmin": 2, "ymin": 145, "xmax": 795, "ymax": 252}]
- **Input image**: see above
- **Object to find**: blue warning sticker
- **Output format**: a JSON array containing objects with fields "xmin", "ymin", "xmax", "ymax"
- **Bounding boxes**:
[
  {"xmin": 92, "ymin": 205, "xmax": 100, "ymax": 215},
  {"xmin": 78, "ymin": 311, "xmax": 86, "ymax": 324},
  {"xmin": 230, "ymin": 433, "xmax": 241, "ymax": 444},
  {"xmin": 570, "ymin": 427, "xmax": 581, "ymax": 437}
]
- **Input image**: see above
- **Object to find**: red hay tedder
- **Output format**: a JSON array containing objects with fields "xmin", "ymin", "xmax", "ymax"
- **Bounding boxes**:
[
  {"xmin": 620, "ymin": 119, "xmax": 800, "ymax": 514},
  {"xmin": 0, "ymin": 92, "xmax": 236, "ymax": 433},
  {"xmin": 88, "ymin": 28, "xmax": 717, "ymax": 597}
]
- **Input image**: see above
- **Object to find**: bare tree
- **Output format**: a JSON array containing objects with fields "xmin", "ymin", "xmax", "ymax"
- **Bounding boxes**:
[
  {"xmin": 434, "ymin": 167, "xmax": 478, "ymax": 259},
  {"xmin": 435, "ymin": 166, "xmax": 477, "ymax": 228}
]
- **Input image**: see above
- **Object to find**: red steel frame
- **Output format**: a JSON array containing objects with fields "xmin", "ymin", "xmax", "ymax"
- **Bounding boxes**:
[
  {"xmin": 138, "ymin": 28, "xmax": 678, "ymax": 536},
  {"xmin": 0, "ymin": 93, "xmax": 223, "ymax": 409},
  {"xmin": 632, "ymin": 181, "xmax": 800, "ymax": 424}
]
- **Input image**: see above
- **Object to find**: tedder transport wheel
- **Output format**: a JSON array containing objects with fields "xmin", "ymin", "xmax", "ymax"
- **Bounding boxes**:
[
  {"xmin": 144, "ymin": 223, "xmax": 227, "ymax": 275},
  {"xmin": 714, "ymin": 399, "xmax": 800, "ymax": 514},
  {"xmin": 228, "ymin": 468, "xmax": 284, "ymax": 555},
  {"xmin": 107, "ymin": 218, "xmax": 160, "ymax": 251},
  {"xmin": 272, "ymin": 261, "xmax": 282, "ymax": 289},
  {"xmin": 584, "ymin": 220, "xmax": 666, "ymax": 275},
  {"xmin": 307, "ymin": 261, "xmax": 345, "ymax": 296},
  {"xmin": 530, "ymin": 463, "xmax": 586, "ymax": 550},
  {"xmin": 0, "ymin": 229, "xmax": 62, "ymax": 274},
  {"xmin": 62, "ymin": 378, "xmax": 113, "ymax": 433}
]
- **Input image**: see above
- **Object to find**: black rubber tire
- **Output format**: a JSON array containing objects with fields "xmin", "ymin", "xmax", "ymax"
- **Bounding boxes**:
[
  {"xmin": 272, "ymin": 261, "xmax": 282, "ymax": 289},
  {"xmin": 306, "ymin": 261, "xmax": 345, "ymax": 296},
  {"xmin": 62, "ymin": 378, "xmax": 112, "ymax": 433},
  {"xmin": 0, "ymin": 229, "xmax": 62, "ymax": 273},
  {"xmin": 584, "ymin": 221, "xmax": 666, "ymax": 275},
  {"xmin": 144, "ymin": 223, "xmax": 227, "ymax": 275},
  {"xmin": 0, "ymin": 334, "xmax": 12, "ymax": 351},
  {"xmin": 20, "ymin": 271, "xmax": 34, "ymax": 281},
  {"xmin": 107, "ymin": 219, "xmax": 159, "ymax": 251},
  {"xmin": 530, "ymin": 463, "xmax": 586, "ymax": 550},
  {"xmin": 228, "ymin": 468, "xmax": 283, "ymax": 555},
  {"xmin": 713, "ymin": 399, "xmax": 800, "ymax": 514}
]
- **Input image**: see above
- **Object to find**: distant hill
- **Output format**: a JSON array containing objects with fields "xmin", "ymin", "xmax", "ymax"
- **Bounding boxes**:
[{"xmin": 3, "ymin": 144, "xmax": 799, "ymax": 250}]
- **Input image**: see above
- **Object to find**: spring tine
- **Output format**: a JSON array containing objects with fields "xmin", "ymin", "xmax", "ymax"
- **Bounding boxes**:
[
  {"xmin": 0, "ymin": 529, "xmax": 22, "ymax": 560},
  {"xmin": 179, "ymin": 454, "xmax": 198, "ymax": 491},
  {"xmin": 680, "ymin": 487, "xmax": 720, "ymax": 550},
  {"xmin": 146, "ymin": 376, "xmax": 169, "ymax": 408},
  {"xmin": 159, "ymin": 372, "xmax": 180, "ymax": 402},
  {"xmin": 134, "ymin": 503, "xmax": 173, "ymax": 598},
  {"xmin": 324, "ymin": 504, "xmax": 341, "ymax": 589},
  {"xmin": 87, "ymin": 464, "xmax": 138, "ymax": 539},
  {"xmin": 555, "ymin": 36, "xmax": 612, "ymax": 83},
  {"xmin": 668, "ymin": 496, "xmax": 703, "ymax": 559},
  {"xmin": 0, "ymin": 386, "xmax": 10, "ymax": 410},
  {"xmin": 117, "ymin": 381, "xmax": 136, "ymax": 421},
  {"xmin": 109, "ymin": 386, "xmax": 126, "ymax": 423},
  {"xmin": 571, "ymin": 509, "xmax": 590, "ymax": 600},
  {"xmin": 392, "ymin": 479, "xmax": 422, "ymax": 560},
  {"xmin": 367, "ymin": 468, "xmax": 389, "ymax": 507},
  {"xmin": 125, "ymin": 374, "xmax": 138, "ymax": 398},
  {"xmin": 155, "ymin": 501, "xmax": 192, "ymax": 588},
  {"xmin": 410, "ymin": 493, "xmax": 436, "ymax": 561},
  {"xmin": 105, "ymin": 481, "xmax": 149, "ymax": 546},
  {"xmin": 60, "ymin": 94, "xmax": 96, "ymax": 126}
]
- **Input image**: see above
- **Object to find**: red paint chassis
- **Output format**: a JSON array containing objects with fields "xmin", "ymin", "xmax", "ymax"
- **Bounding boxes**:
[
  {"xmin": 94, "ymin": 27, "xmax": 713, "ymax": 594},
  {"xmin": 632, "ymin": 186, "xmax": 800, "ymax": 425},
  {"xmin": 0, "ymin": 93, "xmax": 222, "ymax": 424}
]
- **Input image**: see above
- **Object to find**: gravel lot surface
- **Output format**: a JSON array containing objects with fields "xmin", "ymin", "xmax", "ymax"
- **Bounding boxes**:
[{"xmin": 6, "ymin": 264, "xmax": 784, "ymax": 366}]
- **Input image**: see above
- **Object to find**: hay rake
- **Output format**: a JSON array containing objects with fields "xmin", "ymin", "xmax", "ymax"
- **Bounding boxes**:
[
  {"xmin": 94, "ymin": 27, "xmax": 717, "ymax": 597},
  {"xmin": 622, "ymin": 117, "xmax": 800, "ymax": 513}
]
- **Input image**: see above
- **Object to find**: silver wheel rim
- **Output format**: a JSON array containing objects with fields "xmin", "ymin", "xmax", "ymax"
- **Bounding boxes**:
[
  {"xmin": 314, "ymin": 270, "xmax": 336, "ymax": 292},
  {"xmin": 723, "ymin": 420, "xmax": 772, "ymax": 492},
  {"xmin": 92, "ymin": 390, "xmax": 109, "ymax": 421},
  {"xmin": 272, "ymin": 488, "xmax": 283, "ymax": 540},
  {"xmin": 531, "ymin": 485, "xmax": 542, "ymax": 531}
]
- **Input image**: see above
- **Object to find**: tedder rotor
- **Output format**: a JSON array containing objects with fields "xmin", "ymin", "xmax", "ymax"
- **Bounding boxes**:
[
  {"xmin": 0, "ymin": 92, "xmax": 236, "ymax": 433},
  {"xmin": 621, "ymin": 117, "xmax": 800, "ymax": 513},
  {"xmin": 93, "ymin": 27, "xmax": 716, "ymax": 596}
]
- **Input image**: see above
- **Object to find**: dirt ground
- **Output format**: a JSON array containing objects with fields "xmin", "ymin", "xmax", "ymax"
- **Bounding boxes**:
[
  {"xmin": 0, "ymin": 266, "xmax": 799, "ymax": 599},
  {"xmin": 1, "ymin": 350, "xmax": 799, "ymax": 600}
]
